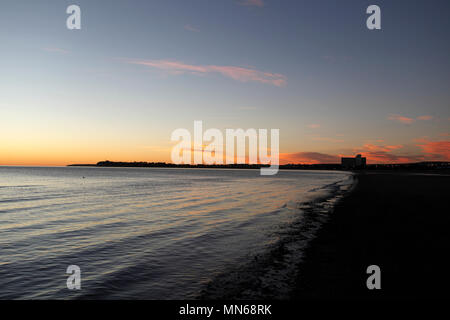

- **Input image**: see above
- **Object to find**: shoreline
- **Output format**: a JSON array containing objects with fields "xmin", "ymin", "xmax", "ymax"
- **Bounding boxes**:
[
  {"xmin": 198, "ymin": 174, "xmax": 354, "ymax": 300},
  {"xmin": 293, "ymin": 171, "xmax": 450, "ymax": 299}
]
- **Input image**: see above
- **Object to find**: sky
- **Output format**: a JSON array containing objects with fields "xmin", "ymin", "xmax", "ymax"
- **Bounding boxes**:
[{"xmin": 0, "ymin": 0, "xmax": 449, "ymax": 166}]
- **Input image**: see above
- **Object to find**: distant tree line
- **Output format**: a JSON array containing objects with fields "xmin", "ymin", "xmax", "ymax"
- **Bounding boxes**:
[{"xmin": 67, "ymin": 160, "xmax": 450, "ymax": 172}]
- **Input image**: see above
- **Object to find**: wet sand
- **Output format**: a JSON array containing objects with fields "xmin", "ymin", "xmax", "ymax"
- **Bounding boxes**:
[{"xmin": 294, "ymin": 172, "xmax": 450, "ymax": 299}]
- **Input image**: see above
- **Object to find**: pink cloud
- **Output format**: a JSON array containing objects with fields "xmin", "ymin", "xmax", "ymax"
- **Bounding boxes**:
[
  {"xmin": 416, "ymin": 139, "xmax": 450, "ymax": 161},
  {"xmin": 280, "ymin": 152, "xmax": 340, "ymax": 164},
  {"xmin": 352, "ymin": 143, "xmax": 425, "ymax": 164},
  {"xmin": 360, "ymin": 152, "xmax": 422, "ymax": 163},
  {"xmin": 184, "ymin": 24, "xmax": 200, "ymax": 32},
  {"xmin": 281, "ymin": 144, "xmax": 409, "ymax": 165},
  {"xmin": 239, "ymin": 0, "xmax": 264, "ymax": 7},
  {"xmin": 388, "ymin": 114, "xmax": 435, "ymax": 124},
  {"xmin": 360, "ymin": 144, "xmax": 403, "ymax": 152},
  {"xmin": 387, "ymin": 114, "xmax": 415, "ymax": 124},
  {"xmin": 127, "ymin": 59, "xmax": 286, "ymax": 86},
  {"xmin": 282, "ymin": 139, "xmax": 449, "ymax": 165},
  {"xmin": 307, "ymin": 124, "xmax": 321, "ymax": 129},
  {"xmin": 417, "ymin": 115, "xmax": 433, "ymax": 121}
]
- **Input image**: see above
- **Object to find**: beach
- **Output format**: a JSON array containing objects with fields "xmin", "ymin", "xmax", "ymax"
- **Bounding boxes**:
[{"xmin": 294, "ymin": 171, "xmax": 450, "ymax": 299}]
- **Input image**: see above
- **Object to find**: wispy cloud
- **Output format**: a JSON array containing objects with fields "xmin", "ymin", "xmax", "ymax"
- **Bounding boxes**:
[
  {"xmin": 307, "ymin": 124, "xmax": 320, "ymax": 129},
  {"xmin": 387, "ymin": 114, "xmax": 415, "ymax": 124},
  {"xmin": 360, "ymin": 144, "xmax": 404, "ymax": 152},
  {"xmin": 417, "ymin": 115, "xmax": 433, "ymax": 121},
  {"xmin": 352, "ymin": 143, "xmax": 426, "ymax": 163},
  {"xmin": 43, "ymin": 47, "xmax": 69, "ymax": 54},
  {"xmin": 280, "ymin": 152, "xmax": 340, "ymax": 164},
  {"xmin": 239, "ymin": 0, "xmax": 264, "ymax": 7},
  {"xmin": 126, "ymin": 59, "xmax": 287, "ymax": 86},
  {"xmin": 415, "ymin": 139, "xmax": 450, "ymax": 161},
  {"xmin": 184, "ymin": 24, "xmax": 200, "ymax": 32},
  {"xmin": 282, "ymin": 139, "xmax": 449, "ymax": 165},
  {"xmin": 388, "ymin": 114, "xmax": 434, "ymax": 124}
]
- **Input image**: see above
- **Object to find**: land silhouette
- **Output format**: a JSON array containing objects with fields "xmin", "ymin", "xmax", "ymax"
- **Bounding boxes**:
[{"xmin": 68, "ymin": 160, "xmax": 450, "ymax": 173}]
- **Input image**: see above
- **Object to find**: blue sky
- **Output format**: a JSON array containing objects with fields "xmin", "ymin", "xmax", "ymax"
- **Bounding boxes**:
[{"xmin": 1, "ymin": 0, "xmax": 449, "ymax": 165}]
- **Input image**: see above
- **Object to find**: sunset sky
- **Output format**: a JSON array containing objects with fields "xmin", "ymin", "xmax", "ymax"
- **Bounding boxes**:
[{"xmin": 1, "ymin": 0, "xmax": 449, "ymax": 166}]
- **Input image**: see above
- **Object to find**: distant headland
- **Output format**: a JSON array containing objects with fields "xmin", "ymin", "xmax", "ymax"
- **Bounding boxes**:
[{"xmin": 68, "ymin": 160, "xmax": 450, "ymax": 172}]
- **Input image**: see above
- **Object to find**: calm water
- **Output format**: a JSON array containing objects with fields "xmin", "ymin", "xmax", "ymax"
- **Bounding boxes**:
[{"xmin": 0, "ymin": 166, "xmax": 352, "ymax": 299}]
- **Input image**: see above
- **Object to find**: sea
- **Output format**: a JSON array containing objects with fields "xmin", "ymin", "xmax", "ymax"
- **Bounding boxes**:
[{"xmin": 0, "ymin": 166, "xmax": 354, "ymax": 299}]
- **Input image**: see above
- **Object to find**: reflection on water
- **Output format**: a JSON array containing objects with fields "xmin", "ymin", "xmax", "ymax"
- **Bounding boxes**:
[{"xmin": 0, "ymin": 166, "xmax": 351, "ymax": 299}]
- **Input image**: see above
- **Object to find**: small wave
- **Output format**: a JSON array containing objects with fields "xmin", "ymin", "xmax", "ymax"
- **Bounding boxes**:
[
  {"xmin": 0, "ymin": 193, "xmax": 66, "ymax": 204},
  {"xmin": 198, "ymin": 174, "xmax": 355, "ymax": 299}
]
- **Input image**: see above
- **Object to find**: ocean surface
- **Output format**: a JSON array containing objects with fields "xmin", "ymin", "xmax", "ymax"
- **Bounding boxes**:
[{"xmin": 0, "ymin": 166, "xmax": 353, "ymax": 299}]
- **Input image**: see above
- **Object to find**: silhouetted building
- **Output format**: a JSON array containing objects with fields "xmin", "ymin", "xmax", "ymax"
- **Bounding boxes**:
[{"xmin": 341, "ymin": 154, "xmax": 366, "ymax": 169}]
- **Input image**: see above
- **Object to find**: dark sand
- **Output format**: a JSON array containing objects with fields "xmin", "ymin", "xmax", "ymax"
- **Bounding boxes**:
[{"xmin": 294, "ymin": 172, "xmax": 450, "ymax": 299}]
